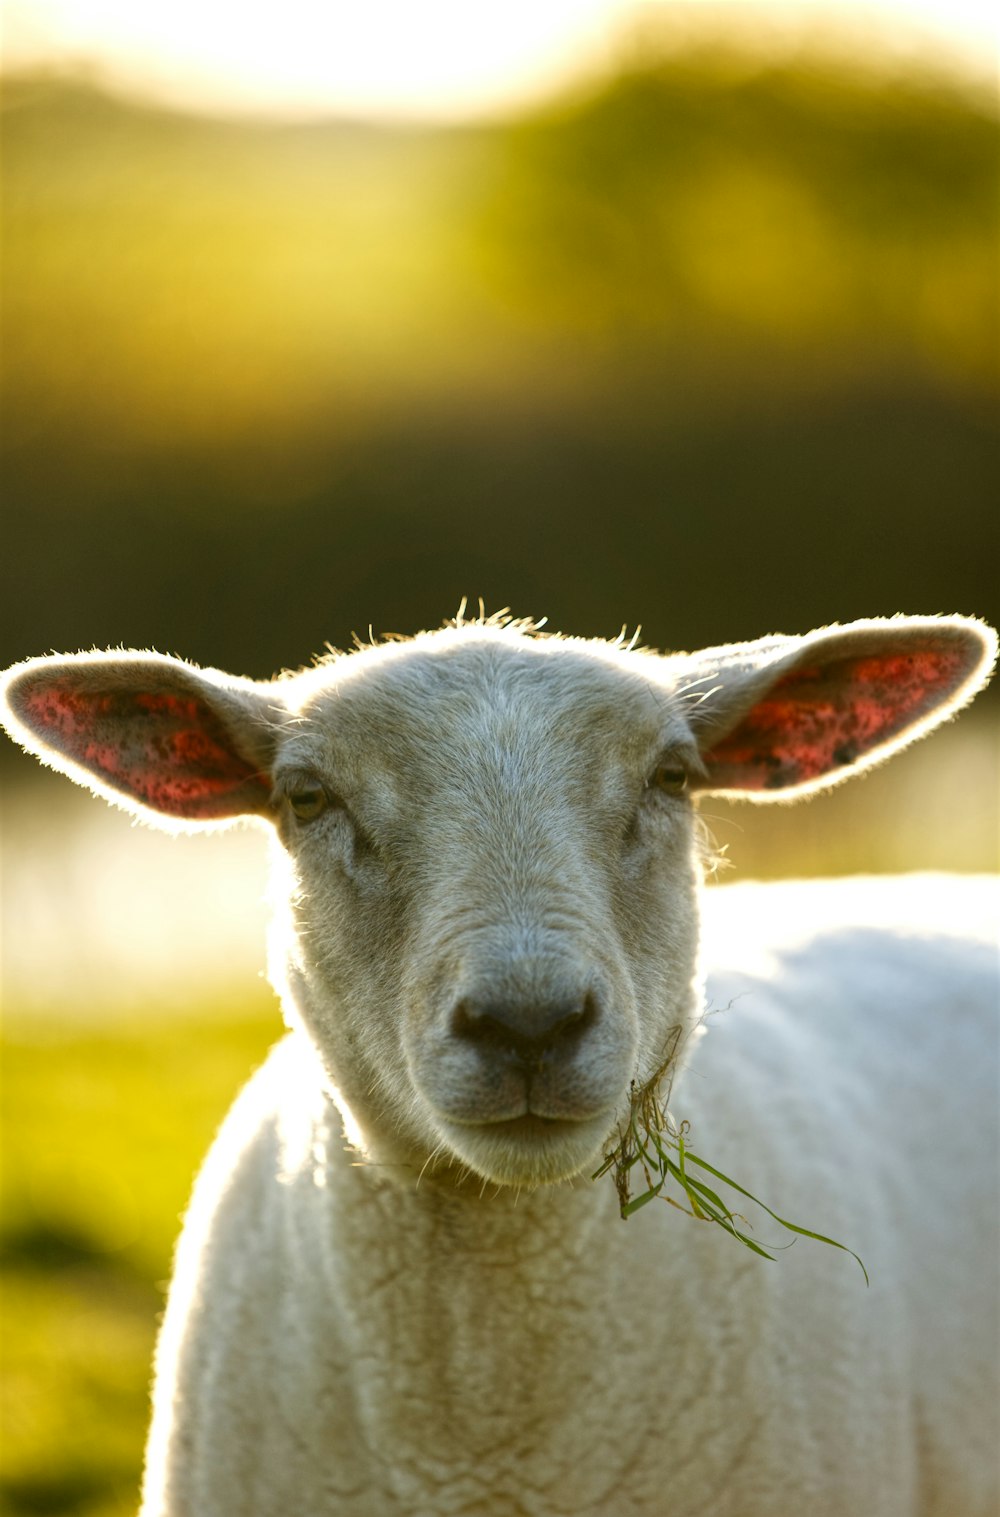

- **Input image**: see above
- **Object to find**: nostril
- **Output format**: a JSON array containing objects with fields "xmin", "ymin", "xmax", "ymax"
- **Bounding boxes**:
[
  {"xmin": 550, "ymin": 992, "xmax": 598, "ymax": 1044},
  {"xmin": 450, "ymin": 991, "xmax": 598, "ymax": 1060}
]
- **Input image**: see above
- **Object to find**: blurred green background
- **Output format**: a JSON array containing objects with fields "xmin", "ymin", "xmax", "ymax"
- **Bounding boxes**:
[
  {"xmin": 4, "ymin": 51, "xmax": 999, "ymax": 674},
  {"xmin": 2, "ymin": 31, "xmax": 998, "ymax": 1516}
]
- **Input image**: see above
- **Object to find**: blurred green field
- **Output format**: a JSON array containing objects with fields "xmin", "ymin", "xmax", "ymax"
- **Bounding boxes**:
[{"xmin": 0, "ymin": 997, "xmax": 277, "ymax": 1516}]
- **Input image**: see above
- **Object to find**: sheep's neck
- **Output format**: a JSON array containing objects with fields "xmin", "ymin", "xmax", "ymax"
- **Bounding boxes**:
[{"xmin": 321, "ymin": 1146, "xmax": 666, "ymax": 1506}]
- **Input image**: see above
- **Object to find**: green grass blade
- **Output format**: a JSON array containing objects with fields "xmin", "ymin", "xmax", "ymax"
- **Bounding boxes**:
[
  {"xmin": 683, "ymin": 1149, "xmax": 869, "ymax": 1284},
  {"xmin": 622, "ymin": 1183, "xmax": 665, "ymax": 1216},
  {"xmin": 593, "ymin": 1050, "xmax": 866, "ymax": 1279}
]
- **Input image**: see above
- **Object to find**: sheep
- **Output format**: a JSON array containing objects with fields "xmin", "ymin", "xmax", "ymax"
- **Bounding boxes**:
[{"xmin": 1, "ymin": 611, "xmax": 997, "ymax": 1517}]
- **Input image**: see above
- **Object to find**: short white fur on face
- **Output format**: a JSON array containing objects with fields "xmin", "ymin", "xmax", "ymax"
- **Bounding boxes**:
[
  {"xmin": 1, "ymin": 611, "xmax": 996, "ymax": 1517},
  {"xmin": 269, "ymin": 634, "xmax": 706, "ymax": 1186}
]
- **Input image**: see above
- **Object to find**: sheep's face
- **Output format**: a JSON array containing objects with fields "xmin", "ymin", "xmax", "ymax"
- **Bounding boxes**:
[{"xmin": 272, "ymin": 635, "xmax": 704, "ymax": 1188}]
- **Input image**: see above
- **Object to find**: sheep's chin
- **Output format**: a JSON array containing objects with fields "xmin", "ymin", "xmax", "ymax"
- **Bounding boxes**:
[{"xmin": 432, "ymin": 1112, "xmax": 614, "ymax": 1188}]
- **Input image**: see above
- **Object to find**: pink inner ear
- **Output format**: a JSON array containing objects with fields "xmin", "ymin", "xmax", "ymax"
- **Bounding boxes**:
[
  {"xmin": 703, "ymin": 647, "xmax": 968, "ymax": 791},
  {"xmin": 24, "ymin": 685, "xmax": 271, "ymax": 818}
]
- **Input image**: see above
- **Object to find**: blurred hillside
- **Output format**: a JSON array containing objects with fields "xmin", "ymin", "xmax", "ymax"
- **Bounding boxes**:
[{"xmin": 2, "ymin": 53, "xmax": 998, "ymax": 699}]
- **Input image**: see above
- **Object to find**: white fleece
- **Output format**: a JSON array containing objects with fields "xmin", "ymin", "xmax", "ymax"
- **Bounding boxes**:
[{"xmin": 136, "ymin": 876, "xmax": 999, "ymax": 1517}]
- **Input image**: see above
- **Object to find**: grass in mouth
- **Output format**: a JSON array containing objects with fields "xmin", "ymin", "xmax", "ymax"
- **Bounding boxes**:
[{"xmin": 592, "ymin": 1032, "xmax": 869, "ymax": 1284}]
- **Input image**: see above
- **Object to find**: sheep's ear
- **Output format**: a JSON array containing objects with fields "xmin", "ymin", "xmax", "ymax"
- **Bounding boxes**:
[
  {"xmin": 0, "ymin": 651, "xmax": 280, "ymax": 828},
  {"xmin": 682, "ymin": 616, "xmax": 997, "ymax": 800}
]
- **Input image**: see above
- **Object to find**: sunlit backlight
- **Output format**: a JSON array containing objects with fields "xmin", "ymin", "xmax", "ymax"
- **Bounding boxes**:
[
  {"xmin": 2, "ymin": 0, "xmax": 629, "ymax": 118},
  {"xmin": 2, "ymin": 0, "xmax": 997, "ymax": 119}
]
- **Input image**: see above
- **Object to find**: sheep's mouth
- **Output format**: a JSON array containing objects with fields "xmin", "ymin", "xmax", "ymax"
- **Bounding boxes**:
[
  {"xmin": 468, "ymin": 1113, "xmax": 587, "ymax": 1141},
  {"xmin": 433, "ymin": 1108, "xmax": 616, "ymax": 1186},
  {"xmin": 417, "ymin": 1053, "xmax": 629, "ymax": 1128}
]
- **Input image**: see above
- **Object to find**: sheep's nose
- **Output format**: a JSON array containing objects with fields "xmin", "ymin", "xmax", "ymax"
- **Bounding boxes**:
[{"xmin": 450, "ymin": 991, "xmax": 598, "ymax": 1062}]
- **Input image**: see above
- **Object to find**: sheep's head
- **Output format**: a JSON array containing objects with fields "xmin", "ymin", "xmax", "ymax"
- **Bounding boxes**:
[
  {"xmin": 1, "ymin": 614, "xmax": 995, "ymax": 1191},
  {"xmin": 267, "ymin": 632, "xmax": 706, "ymax": 1188}
]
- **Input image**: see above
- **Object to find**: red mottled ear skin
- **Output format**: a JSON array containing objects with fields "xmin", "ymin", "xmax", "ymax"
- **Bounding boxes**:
[
  {"xmin": 704, "ymin": 647, "xmax": 969, "ymax": 792},
  {"xmin": 1, "ymin": 653, "xmax": 276, "ymax": 825},
  {"xmin": 689, "ymin": 617, "xmax": 997, "ymax": 800}
]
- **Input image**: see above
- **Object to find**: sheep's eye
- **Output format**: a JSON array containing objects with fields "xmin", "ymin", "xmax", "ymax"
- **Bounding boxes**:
[
  {"xmin": 288, "ymin": 785, "xmax": 328, "ymax": 822},
  {"xmin": 649, "ymin": 763, "xmax": 688, "ymax": 796}
]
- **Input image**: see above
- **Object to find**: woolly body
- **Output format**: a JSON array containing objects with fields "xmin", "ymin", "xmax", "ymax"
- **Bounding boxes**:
[
  {"xmin": 1, "ymin": 615, "xmax": 997, "ymax": 1517},
  {"xmin": 146, "ymin": 877, "xmax": 998, "ymax": 1517}
]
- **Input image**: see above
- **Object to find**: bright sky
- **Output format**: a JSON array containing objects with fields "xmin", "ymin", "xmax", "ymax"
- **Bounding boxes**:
[{"xmin": 2, "ymin": 0, "xmax": 997, "ymax": 119}]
